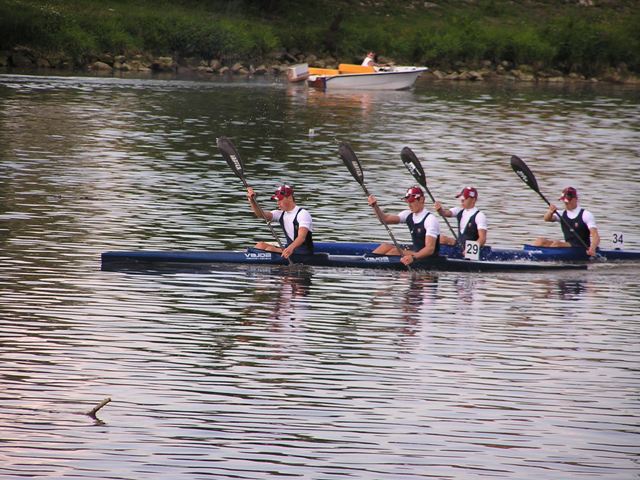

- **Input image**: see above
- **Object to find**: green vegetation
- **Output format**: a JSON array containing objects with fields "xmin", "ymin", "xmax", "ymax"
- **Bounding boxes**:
[
  {"xmin": 0, "ymin": 0, "xmax": 279, "ymax": 62},
  {"xmin": 1, "ymin": 0, "xmax": 639, "ymax": 77}
]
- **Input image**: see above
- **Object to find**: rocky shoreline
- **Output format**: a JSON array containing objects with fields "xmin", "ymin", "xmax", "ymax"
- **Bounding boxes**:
[{"xmin": 2, "ymin": 47, "xmax": 639, "ymax": 85}]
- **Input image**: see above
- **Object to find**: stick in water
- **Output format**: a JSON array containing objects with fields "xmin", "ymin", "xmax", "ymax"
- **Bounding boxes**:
[
  {"xmin": 338, "ymin": 142, "xmax": 411, "ymax": 269},
  {"xmin": 86, "ymin": 397, "xmax": 111, "ymax": 418}
]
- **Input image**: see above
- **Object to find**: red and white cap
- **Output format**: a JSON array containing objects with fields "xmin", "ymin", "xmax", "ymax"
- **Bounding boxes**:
[
  {"xmin": 559, "ymin": 186, "xmax": 578, "ymax": 202},
  {"xmin": 456, "ymin": 186, "xmax": 478, "ymax": 199},
  {"xmin": 403, "ymin": 186, "xmax": 424, "ymax": 202},
  {"xmin": 271, "ymin": 184, "xmax": 294, "ymax": 200}
]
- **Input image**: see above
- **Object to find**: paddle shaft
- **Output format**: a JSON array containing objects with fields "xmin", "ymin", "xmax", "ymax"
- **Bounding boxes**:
[
  {"xmin": 246, "ymin": 187, "xmax": 286, "ymax": 248},
  {"xmin": 360, "ymin": 182, "xmax": 409, "ymax": 258},
  {"xmin": 217, "ymin": 137, "xmax": 287, "ymax": 254},
  {"xmin": 400, "ymin": 147, "xmax": 459, "ymax": 241},
  {"xmin": 338, "ymin": 142, "xmax": 411, "ymax": 269},
  {"xmin": 510, "ymin": 155, "xmax": 594, "ymax": 253},
  {"xmin": 421, "ymin": 184, "xmax": 459, "ymax": 242}
]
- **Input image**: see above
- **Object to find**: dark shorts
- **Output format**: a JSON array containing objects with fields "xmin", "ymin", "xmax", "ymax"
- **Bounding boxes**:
[
  {"xmin": 288, "ymin": 244, "xmax": 313, "ymax": 256},
  {"xmin": 567, "ymin": 239, "xmax": 590, "ymax": 248}
]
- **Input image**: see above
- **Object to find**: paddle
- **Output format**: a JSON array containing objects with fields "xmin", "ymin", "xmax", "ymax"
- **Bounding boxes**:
[
  {"xmin": 217, "ymin": 136, "xmax": 288, "ymax": 257},
  {"xmin": 400, "ymin": 146, "xmax": 459, "ymax": 242},
  {"xmin": 510, "ymin": 155, "xmax": 596, "ymax": 255},
  {"xmin": 338, "ymin": 142, "xmax": 411, "ymax": 269}
]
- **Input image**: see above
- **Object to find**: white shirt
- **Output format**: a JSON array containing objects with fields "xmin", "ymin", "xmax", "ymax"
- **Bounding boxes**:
[
  {"xmin": 361, "ymin": 56, "xmax": 374, "ymax": 66},
  {"xmin": 450, "ymin": 207, "xmax": 488, "ymax": 233},
  {"xmin": 397, "ymin": 209, "xmax": 440, "ymax": 238},
  {"xmin": 553, "ymin": 206, "xmax": 596, "ymax": 229},
  {"xmin": 271, "ymin": 206, "xmax": 313, "ymax": 241}
]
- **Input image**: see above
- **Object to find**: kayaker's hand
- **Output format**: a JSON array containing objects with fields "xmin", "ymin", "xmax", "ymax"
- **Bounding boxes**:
[
  {"xmin": 281, "ymin": 245, "xmax": 294, "ymax": 259},
  {"xmin": 434, "ymin": 201, "xmax": 443, "ymax": 213},
  {"xmin": 247, "ymin": 187, "xmax": 256, "ymax": 201},
  {"xmin": 400, "ymin": 253, "xmax": 415, "ymax": 266},
  {"xmin": 544, "ymin": 204, "xmax": 561, "ymax": 222},
  {"xmin": 587, "ymin": 245, "xmax": 597, "ymax": 257},
  {"xmin": 368, "ymin": 194, "xmax": 377, "ymax": 207}
]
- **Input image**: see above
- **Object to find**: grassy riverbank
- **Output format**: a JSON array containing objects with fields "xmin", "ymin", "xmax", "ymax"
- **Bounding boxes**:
[{"xmin": 1, "ymin": 0, "xmax": 639, "ymax": 81}]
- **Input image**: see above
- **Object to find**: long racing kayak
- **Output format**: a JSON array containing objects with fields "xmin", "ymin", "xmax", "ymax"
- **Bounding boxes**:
[{"xmin": 101, "ymin": 249, "xmax": 587, "ymax": 273}]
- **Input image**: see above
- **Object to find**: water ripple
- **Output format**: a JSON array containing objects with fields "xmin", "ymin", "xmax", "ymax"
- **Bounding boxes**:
[{"xmin": 1, "ymin": 74, "xmax": 639, "ymax": 479}]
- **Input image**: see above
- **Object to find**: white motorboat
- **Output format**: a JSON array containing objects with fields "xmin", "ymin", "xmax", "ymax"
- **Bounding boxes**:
[{"xmin": 288, "ymin": 63, "xmax": 428, "ymax": 91}]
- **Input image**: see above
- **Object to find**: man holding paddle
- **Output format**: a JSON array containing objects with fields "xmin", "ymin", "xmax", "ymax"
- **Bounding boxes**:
[
  {"xmin": 532, "ymin": 186, "xmax": 600, "ymax": 257},
  {"xmin": 434, "ymin": 186, "xmax": 487, "ymax": 249},
  {"xmin": 367, "ymin": 186, "xmax": 440, "ymax": 266},
  {"xmin": 246, "ymin": 184, "xmax": 314, "ymax": 259}
]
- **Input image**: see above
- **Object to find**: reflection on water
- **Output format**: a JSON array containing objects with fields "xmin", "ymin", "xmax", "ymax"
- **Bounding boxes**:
[
  {"xmin": 555, "ymin": 278, "xmax": 589, "ymax": 300},
  {"xmin": 1, "ymin": 73, "xmax": 639, "ymax": 479}
]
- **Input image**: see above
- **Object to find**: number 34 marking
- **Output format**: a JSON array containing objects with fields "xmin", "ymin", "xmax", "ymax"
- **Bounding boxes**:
[{"xmin": 612, "ymin": 233, "xmax": 624, "ymax": 247}]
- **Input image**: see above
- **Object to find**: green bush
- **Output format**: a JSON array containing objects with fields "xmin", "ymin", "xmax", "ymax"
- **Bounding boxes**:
[
  {"xmin": 0, "ymin": 0, "xmax": 66, "ymax": 49},
  {"xmin": 58, "ymin": 25, "xmax": 98, "ymax": 63},
  {"xmin": 405, "ymin": 17, "xmax": 486, "ymax": 67},
  {"xmin": 480, "ymin": 25, "xmax": 555, "ymax": 67},
  {"xmin": 278, "ymin": 25, "xmax": 324, "ymax": 55},
  {"xmin": 544, "ymin": 16, "xmax": 603, "ymax": 74}
]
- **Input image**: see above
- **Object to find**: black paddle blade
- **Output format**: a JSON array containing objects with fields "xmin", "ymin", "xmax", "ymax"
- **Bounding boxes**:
[
  {"xmin": 217, "ymin": 136, "xmax": 245, "ymax": 179},
  {"xmin": 510, "ymin": 155, "xmax": 540, "ymax": 193},
  {"xmin": 400, "ymin": 146, "xmax": 427, "ymax": 188},
  {"xmin": 338, "ymin": 142, "xmax": 365, "ymax": 184}
]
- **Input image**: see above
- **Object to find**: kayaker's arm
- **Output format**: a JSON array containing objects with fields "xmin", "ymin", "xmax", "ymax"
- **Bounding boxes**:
[
  {"xmin": 434, "ymin": 201, "xmax": 453, "ymax": 217},
  {"xmin": 247, "ymin": 187, "xmax": 273, "ymax": 221},
  {"xmin": 281, "ymin": 227, "xmax": 309, "ymax": 259},
  {"xmin": 401, "ymin": 236, "xmax": 436, "ymax": 265},
  {"xmin": 587, "ymin": 227, "xmax": 600, "ymax": 257},
  {"xmin": 543, "ymin": 204, "xmax": 560, "ymax": 222},
  {"xmin": 478, "ymin": 228, "xmax": 487, "ymax": 247},
  {"xmin": 368, "ymin": 195, "xmax": 400, "ymax": 224}
]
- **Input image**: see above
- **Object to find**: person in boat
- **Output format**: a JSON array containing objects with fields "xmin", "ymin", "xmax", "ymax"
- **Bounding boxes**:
[
  {"xmin": 532, "ymin": 186, "xmax": 600, "ymax": 257},
  {"xmin": 434, "ymin": 186, "xmax": 487, "ymax": 249},
  {"xmin": 361, "ymin": 51, "xmax": 377, "ymax": 67},
  {"xmin": 246, "ymin": 184, "xmax": 314, "ymax": 259},
  {"xmin": 367, "ymin": 185, "xmax": 440, "ymax": 266}
]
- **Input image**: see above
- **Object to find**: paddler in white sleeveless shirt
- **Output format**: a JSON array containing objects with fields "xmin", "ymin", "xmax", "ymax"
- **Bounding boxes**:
[
  {"xmin": 532, "ymin": 186, "xmax": 600, "ymax": 257},
  {"xmin": 434, "ymin": 186, "xmax": 488, "ymax": 248},
  {"xmin": 367, "ymin": 185, "xmax": 440, "ymax": 266},
  {"xmin": 246, "ymin": 184, "xmax": 314, "ymax": 259}
]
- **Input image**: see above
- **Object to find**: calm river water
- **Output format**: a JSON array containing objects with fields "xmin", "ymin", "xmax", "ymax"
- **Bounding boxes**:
[{"xmin": 1, "ymin": 72, "xmax": 639, "ymax": 479}]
